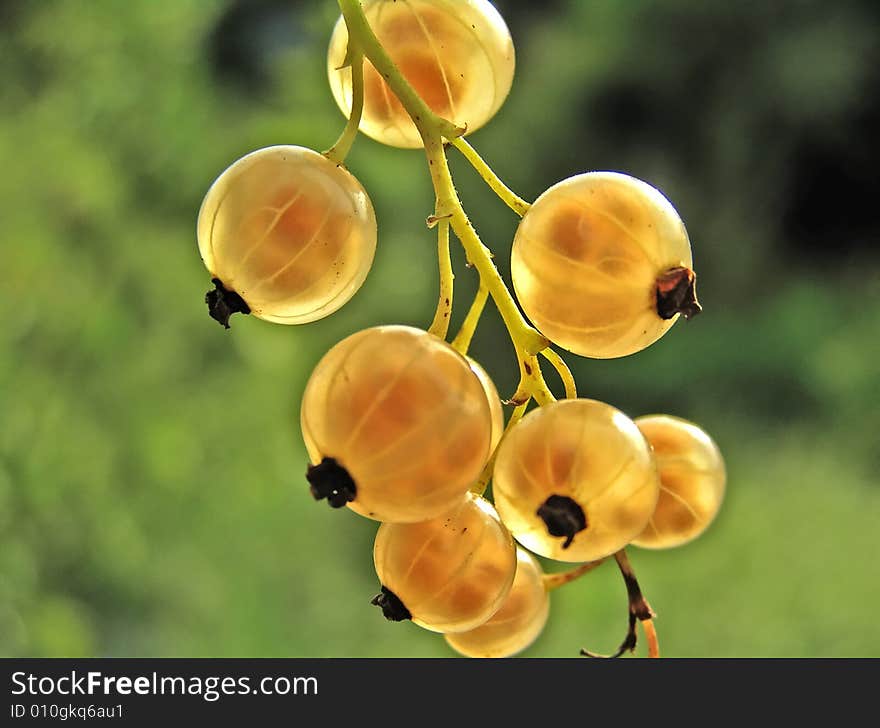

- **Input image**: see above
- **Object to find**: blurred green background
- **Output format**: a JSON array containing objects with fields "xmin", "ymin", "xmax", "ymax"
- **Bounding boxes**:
[{"xmin": 1, "ymin": 0, "xmax": 878, "ymax": 657}]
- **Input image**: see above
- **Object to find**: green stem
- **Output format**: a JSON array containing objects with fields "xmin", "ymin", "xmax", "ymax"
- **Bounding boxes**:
[
  {"xmin": 427, "ymin": 219, "xmax": 453, "ymax": 339},
  {"xmin": 324, "ymin": 47, "xmax": 365, "ymax": 165},
  {"xmin": 448, "ymin": 136, "xmax": 530, "ymax": 217},
  {"xmin": 338, "ymin": 0, "xmax": 554, "ymax": 405},
  {"xmin": 451, "ymin": 284, "xmax": 488, "ymax": 355},
  {"xmin": 541, "ymin": 347, "xmax": 577, "ymax": 399}
]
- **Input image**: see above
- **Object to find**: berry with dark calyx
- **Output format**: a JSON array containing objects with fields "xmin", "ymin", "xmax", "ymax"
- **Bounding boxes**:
[
  {"xmin": 511, "ymin": 171, "xmax": 699, "ymax": 359},
  {"xmin": 493, "ymin": 398, "xmax": 660, "ymax": 562},
  {"xmin": 300, "ymin": 325, "xmax": 492, "ymax": 523},
  {"xmin": 373, "ymin": 493, "xmax": 516, "ymax": 633},
  {"xmin": 196, "ymin": 145, "xmax": 376, "ymax": 327}
]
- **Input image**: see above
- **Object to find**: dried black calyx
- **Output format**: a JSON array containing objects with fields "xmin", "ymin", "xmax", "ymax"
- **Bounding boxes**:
[
  {"xmin": 371, "ymin": 586, "xmax": 412, "ymax": 622},
  {"xmin": 206, "ymin": 278, "xmax": 251, "ymax": 329},
  {"xmin": 306, "ymin": 457, "xmax": 357, "ymax": 508},
  {"xmin": 656, "ymin": 266, "xmax": 702, "ymax": 320},
  {"xmin": 537, "ymin": 495, "xmax": 587, "ymax": 549}
]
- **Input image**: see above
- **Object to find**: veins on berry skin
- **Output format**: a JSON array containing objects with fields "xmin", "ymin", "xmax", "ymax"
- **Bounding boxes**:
[
  {"xmin": 537, "ymin": 495, "xmax": 587, "ymax": 549},
  {"xmin": 371, "ymin": 586, "xmax": 412, "ymax": 622},
  {"xmin": 655, "ymin": 267, "xmax": 702, "ymax": 320},
  {"xmin": 306, "ymin": 457, "xmax": 357, "ymax": 508},
  {"xmin": 205, "ymin": 278, "xmax": 251, "ymax": 329}
]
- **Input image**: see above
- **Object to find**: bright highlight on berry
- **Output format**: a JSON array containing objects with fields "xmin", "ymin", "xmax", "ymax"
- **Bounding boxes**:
[
  {"xmin": 197, "ymin": 145, "xmax": 377, "ymax": 327},
  {"xmin": 492, "ymin": 399, "xmax": 660, "ymax": 562},
  {"xmin": 632, "ymin": 415, "xmax": 726, "ymax": 549},
  {"xmin": 328, "ymin": 0, "xmax": 515, "ymax": 149},
  {"xmin": 300, "ymin": 325, "xmax": 492, "ymax": 523},
  {"xmin": 445, "ymin": 547, "xmax": 549, "ymax": 657},
  {"xmin": 511, "ymin": 171, "xmax": 700, "ymax": 358},
  {"xmin": 373, "ymin": 493, "xmax": 516, "ymax": 633}
]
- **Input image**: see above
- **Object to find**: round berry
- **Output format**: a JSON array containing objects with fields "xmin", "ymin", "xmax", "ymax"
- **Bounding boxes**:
[
  {"xmin": 631, "ymin": 415, "xmax": 726, "ymax": 549},
  {"xmin": 300, "ymin": 325, "xmax": 492, "ymax": 523},
  {"xmin": 445, "ymin": 547, "xmax": 549, "ymax": 657},
  {"xmin": 492, "ymin": 399, "xmax": 660, "ymax": 562},
  {"xmin": 197, "ymin": 145, "xmax": 376, "ymax": 327},
  {"xmin": 373, "ymin": 493, "xmax": 516, "ymax": 632},
  {"xmin": 328, "ymin": 0, "xmax": 515, "ymax": 149},
  {"xmin": 511, "ymin": 171, "xmax": 699, "ymax": 358}
]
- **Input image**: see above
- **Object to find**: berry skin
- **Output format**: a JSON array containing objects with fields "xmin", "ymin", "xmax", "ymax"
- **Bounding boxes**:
[
  {"xmin": 197, "ymin": 145, "xmax": 376, "ymax": 327},
  {"xmin": 511, "ymin": 171, "xmax": 700, "ymax": 359},
  {"xmin": 300, "ymin": 325, "xmax": 492, "ymax": 523},
  {"xmin": 328, "ymin": 0, "xmax": 515, "ymax": 149},
  {"xmin": 631, "ymin": 415, "xmax": 726, "ymax": 549},
  {"xmin": 373, "ymin": 493, "xmax": 516, "ymax": 633},
  {"xmin": 468, "ymin": 357, "xmax": 504, "ymax": 455},
  {"xmin": 492, "ymin": 399, "xmax": 660, "ymax": 563},
  {"xmin": 445, "ymin": 547, "xmax": 549, "ymax": 657}
]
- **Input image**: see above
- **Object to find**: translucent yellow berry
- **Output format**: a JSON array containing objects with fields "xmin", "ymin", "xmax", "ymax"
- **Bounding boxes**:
[
  {"xmin": 373, "ymin": 493, "xmax": 516, "ymax": 632},
  {"xmin": 493, "ymin": 399, "xmax": 660, "ymax": 562},
  {"xmin": 300, "ymin": 325, "xmax": 492, "ymax": 523},
  {"xmin": 631, "ymin": 415, "xmax": 726, "ymax": 549},
  {"xmin": 197, "ymin": 145, "xmax": 376, "ymax": 327},
  {"xmin": 445, "ymin": 547, "xmax": 549, "ymax": 657},
  {"xmin": 511, "ymin": 171, "xmax": 700, "ymax": 358},
  {"xmin": 328, "ymin": 0, "xmax": 515, "ymax": 149}
]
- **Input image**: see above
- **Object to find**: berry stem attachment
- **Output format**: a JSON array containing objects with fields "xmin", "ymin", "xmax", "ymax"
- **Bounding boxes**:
[
  {"xmin": 324, "ymin": 45, "xmax": 365, "ymax": 165},
  {"xmin": 428, "ymin": 219, "xmax": 454, "ymax": 339},
  {"xmin": 540, "ymin": 348, "xmax": 577, "ymax": 399},
  {"xmin": 451, "ymin": 284, "xmax": 488, "ymax": 355},
  {"xmin": 542, "ymin": 559, "xmax": 606, "ymax": 591},
  {"xmin": 580, "ymin": 549, "xmax": 658, "ymax": 659},
  {"xmin": 447, "ymin": 136, "xmax": 531, "ymax": 217}
]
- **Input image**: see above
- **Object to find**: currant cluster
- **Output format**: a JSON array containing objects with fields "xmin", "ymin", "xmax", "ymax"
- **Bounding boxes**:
[{"xmin": 196, "ymin": 0, "xmax": 725, "ymax": 658}]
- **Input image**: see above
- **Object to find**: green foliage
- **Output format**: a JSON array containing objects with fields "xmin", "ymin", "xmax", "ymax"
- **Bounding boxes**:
[{"xmin": 1, "ymin": 0, "xmax": 877, "ymax": 656}]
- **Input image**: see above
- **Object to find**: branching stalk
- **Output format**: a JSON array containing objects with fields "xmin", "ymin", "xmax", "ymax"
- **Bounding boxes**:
[
  {"xmin": 337, "ymin": 0, "xmax": 553, "ymax": 405},
  {"xmin": 448, "ymin": 136, "xmax": 530, "ymax": 217},
  {"xmin": 580, "ymin": 549, "xmax": 659, "ymax": 659}
]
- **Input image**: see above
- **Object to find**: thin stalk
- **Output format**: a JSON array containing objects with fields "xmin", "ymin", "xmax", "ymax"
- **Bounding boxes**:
[
  {"xmin": 540, "ymin": 348, "xmax": 577, "ymax": 399},
  {"xmin": 324, "ymin": 48, "xmax": 365, "ymax": 165},
  {"xmin": 427, "ymin": 219, "xmax": 453, "ymax": 339},
  {"xmin": 448, "ymin": 136, "xmax": 530, "ymax": 217},
  {"xmin": 451, "ymin": 284, "xmax": 488, "ymax": 355},
  {"xmin": 543, "ymin": 559, "xmax": 606, "ymax": 591}
]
